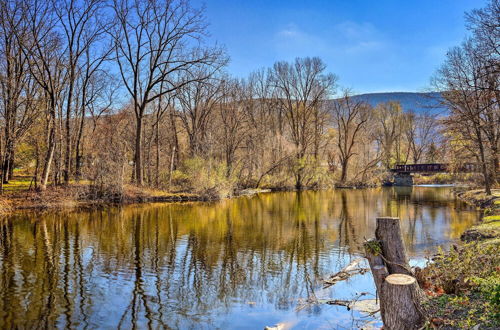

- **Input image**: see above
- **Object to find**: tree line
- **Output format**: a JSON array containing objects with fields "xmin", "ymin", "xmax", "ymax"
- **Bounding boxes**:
[
  {"xmin": 433, "ymin": 0, "xmax": 500, "ymax": 194},
  {"xmin": 0, "ymin": 0, "xmax": 496, "ymax": 198}
]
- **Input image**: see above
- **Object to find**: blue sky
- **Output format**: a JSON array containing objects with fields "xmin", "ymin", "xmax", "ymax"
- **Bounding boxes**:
[{"xmin": 193, "ymin": 0, "xmax": 483, "ymax": 94}]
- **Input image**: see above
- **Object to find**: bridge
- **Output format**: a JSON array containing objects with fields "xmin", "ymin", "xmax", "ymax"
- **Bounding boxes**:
[
  {"xmin": 391, "ymin": 163, "xmax": 480, "ymax": 174},
  {"xmin": 390, "ymin": 163, "xmax": 480, "ymax": 186}
]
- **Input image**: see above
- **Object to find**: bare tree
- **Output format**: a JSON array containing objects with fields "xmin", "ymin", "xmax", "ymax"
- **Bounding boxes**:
[
  {"xmin": 20, "ymin": 0, "xmax": 66, "ymax": 190},
  {"xmin": 111, "ymin": 0, "xmax": 225, "ymax": 185},
  {"xmin": 330, "ymin": 91, "xmax": 371, "ymax": 183},
  {"xmin": 0, "ymin": 0, "xmax": 39, "ymax": 186},
  {"xmin": 374, "ymin": 101, "xmax": 405, "ymax": 169},
  {"xmin": 434, "ymin": 40, "xmax": 496, "ymax": 194},
  {"xmin": 217, "ymin": 78, "xmax": 248, "ymax": 178},
  {"xmin": 74, "ymin": 40, "xmax": 115, "ymax": 180},
  {"xmin": 271, "ymin": 57, "xmax": 337, "ymax": 189},
  {"xmin": 175, "ymin": 70, "xmax": 223, "ymax": 157},
  {"xmin": 243, "ymin": 69, "xmax": 286, "ymax": 187},
  {"xmin": 53, "ymin": 0, "xmax": 109, "ymax": 184},
  {"xmin": 405, "ymin": 110, "xmax": 440, "ymax": 164},
  {"xmin": 466, "ymin": 0, "xmax": 500, "ymax": 76}
]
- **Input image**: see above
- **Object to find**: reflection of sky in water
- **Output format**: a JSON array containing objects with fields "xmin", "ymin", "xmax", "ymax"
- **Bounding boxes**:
[{"xmin": 0, "ymin": 187, "xmax": 479, "ymax": 329}]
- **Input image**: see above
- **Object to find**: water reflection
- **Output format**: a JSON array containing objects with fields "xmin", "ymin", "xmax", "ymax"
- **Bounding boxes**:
[{"xmin": 0, "ymin": 187, "xmax": 478, "ymax": 329}]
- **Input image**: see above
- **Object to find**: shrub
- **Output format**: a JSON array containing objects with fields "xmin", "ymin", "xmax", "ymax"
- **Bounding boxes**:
[{"xmin": 174, "ymin": 157, "xmax": 236, "ymax": 199}]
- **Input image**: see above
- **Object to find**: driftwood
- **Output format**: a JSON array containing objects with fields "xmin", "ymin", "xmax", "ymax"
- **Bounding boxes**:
[
  {"xmin": 296, "ymin": 259, "xmax": 372, "ymax": 313},
  {"xmin": 323, "ymin": 258, "xmax": 369, "ymax": 288},
  {"xmin": 364, "ymin": 217, "xmax": 427, "ymax": 330},
  {"xmin": 297, "ymin": 292, "xmax": 379, "ymax": 315},
  {"xmin": 324, "ymin": 295, "xmax": 379, "ymax": 314}
]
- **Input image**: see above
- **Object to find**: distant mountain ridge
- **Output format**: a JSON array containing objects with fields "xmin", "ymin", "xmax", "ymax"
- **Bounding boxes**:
[{"xmin": 334, "ymin": 92, "xmax": 448, "ymax": 115}]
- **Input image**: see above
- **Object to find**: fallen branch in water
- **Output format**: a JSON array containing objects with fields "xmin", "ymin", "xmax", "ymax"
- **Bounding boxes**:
[
  {"xmin": 297, "ymin": 291, "xmax": 379, "ymax": 315},
  {"xmin": 323, "ymin": 258, "xmax": 369, "ymax": 288},
  {"xmin": 325, "ymin": 297, "xmax": 379, "ymax": 315}
]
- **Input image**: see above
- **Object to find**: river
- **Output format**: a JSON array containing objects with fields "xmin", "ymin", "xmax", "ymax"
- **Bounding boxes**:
[{"xmin": 0, "ymin": 186, "xmax": 479, "ymax": 329}]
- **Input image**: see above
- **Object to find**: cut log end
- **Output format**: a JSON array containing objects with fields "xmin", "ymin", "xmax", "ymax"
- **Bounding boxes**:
[{"xmin": 385, "ymin": 274, "xmax": 416, "ymax": 286}]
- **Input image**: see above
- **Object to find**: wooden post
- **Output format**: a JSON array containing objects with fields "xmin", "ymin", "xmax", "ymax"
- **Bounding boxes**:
[
  {"xmin": 375, "ymin": 217, "xmax": 412, "ymax": 275},
  {"xmin": 381, "ymin": 274, "xmax": 426, "ymax": 330}
]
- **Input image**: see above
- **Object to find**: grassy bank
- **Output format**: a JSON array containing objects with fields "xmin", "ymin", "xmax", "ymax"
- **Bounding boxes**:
[
  {"xmin": 0, "ymin": 176, "xmax": 277, "ymax": 214},
  {"xmin": 0, "ymin": 179, "xmax": 207, "ymax": 214},
  {"xmin": 421, "ymin": 189, "xmax": 500, "ymax": 329}
]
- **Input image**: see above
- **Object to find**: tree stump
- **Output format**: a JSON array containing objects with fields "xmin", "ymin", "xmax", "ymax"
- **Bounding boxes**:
[
  {"xmin": 364, "ymin": 217, "xmax": 427, "ymax": 329},
  {"xmin": 375, "ymin": 217, "xmax": 412, "ymax": 275},
  {"xmin": 363, "ymin": 239, "xmax": 389, "ymax": 295},
  {"xmin": 381, "ymin": 274, "xmax": 426, "ymax": 330}
]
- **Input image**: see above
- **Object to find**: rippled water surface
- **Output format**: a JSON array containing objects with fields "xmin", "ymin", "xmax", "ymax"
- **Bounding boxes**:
[{"xmin": 0, "ymin": 187, "xmax": 479, "ymax": 329}]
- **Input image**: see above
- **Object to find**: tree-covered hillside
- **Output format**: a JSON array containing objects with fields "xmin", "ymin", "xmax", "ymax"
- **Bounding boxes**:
[{"xmin": 347, "ymin": 92, "xmax": 446, "ymax": 114}]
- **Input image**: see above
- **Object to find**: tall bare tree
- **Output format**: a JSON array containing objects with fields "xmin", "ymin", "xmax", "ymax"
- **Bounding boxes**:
[
  {"xmin": 405, "ymin": 110, "xmax": 440, "ymax": 164},
  {"xmin": 53, "ymin": 0, "xmax": 108, "ymax": 184},
  {"xmin": 0, "ymin": 0, "xmax": 39, "ymax": 185},
  {"xmin": 435, "ymin": 40, "xmax": 496, "ymax": 194},
  {"xmin": 21, "ymin": 0, "xmax": 66, "ymax": 190},
  {"xmin": 330, "ymin": 91, "xmax": 371, "ymax": 183},
  {"xmin": 217, "ymin": 78, "xmax": 248, "ymax": 178},
  {"xmin": 176, "ymin": 71, "xmax": 223, "ymax": 157},
  {"xmin": 271, "ymin": 57, "xmax": 337, "ymax": 189},
  {"xmin": 374, "ymin": 101, "xmax": 405, "ymax": 169},
  {"xmin": 111, "ymin": 0, "xmax": 225, "ymax": 185}
]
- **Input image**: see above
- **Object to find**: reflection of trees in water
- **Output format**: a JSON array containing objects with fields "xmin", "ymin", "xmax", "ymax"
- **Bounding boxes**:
[
  {"xmin": 0, "ymin": 188, "xmax": 480, "ymax": 328},
  {"xmin": 338, "ymin": 190, "xmax": 362, "ymax": 253}
]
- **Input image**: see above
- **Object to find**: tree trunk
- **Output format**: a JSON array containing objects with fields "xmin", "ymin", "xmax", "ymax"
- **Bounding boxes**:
[
  {"xmin": 40, "ymin": 107, "xmax": 57, "ymax": 191},
  {"xmin": 169, "ymin": 108, "xmax": 179, "ymax": 171},
  {"xmin": 295, "ymin": 172, "xmax": 302, "ymax": 190},
  {"xmin": 363, "ymin": 239, "xmax": 389, "ymax": 295},
  {"xmin": 8, "ymin": 149, "xmax": 14, "ymax": 180},
  {"xmin": 146, "ymin": 138, "xmax": 152, "ymax": 185},
  {"xmin": 2, "ymin": 141, "xmax": 13, "ymax": 183},
  {"xmin": 381, "ymin": 274, "xmax": 426, "ymax": 330},
  {"xmin": 295, "ymin": 150, "xmax": 304, "ymax": 190},
  {"xmin": 64, "ymin": 73, "xmax": 74, "ymax": 185},
  {"xmin": 169, "ymin": 146, "xmax": 176, "ymax": 188},
  {"xmin": 375, "ymin": 217, "xmax": 412, "ymax": 276},
  {"xmin": 476, "ymin": 128, "xmax": 492, "ymax": 195},
  {"xmin": 155, "ymin": 119, "xmax": 160, "ymax": 187},
  {"xmin": 365, "ymin": 217, "xmax": 427, "ymax": 329},
  {"xmin": 478, "ymin": 141, "xmax": 492, "ymax": 195},
  {"xmin": 134, "ymin": 115, "xmax": 143, "ymax": 185},
  {"xmin": 75, "ymin": 113, "xmax": 85, "ymax": 181},
  {"xmin": 34, "ymin": 142, "xmax": 39, "ymax": 191},
  {"xmin": 340, "ymin": 160, "xmax": 348, "ymax": 183}
]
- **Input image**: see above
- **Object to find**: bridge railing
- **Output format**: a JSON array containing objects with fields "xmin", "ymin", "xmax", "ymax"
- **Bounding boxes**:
[{"xmin": 392, "ymin": 163, "xmax": 480, "ymax": 173}]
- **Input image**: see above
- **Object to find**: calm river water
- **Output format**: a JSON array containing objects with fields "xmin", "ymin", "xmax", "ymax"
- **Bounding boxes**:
[{"xmin": 0, "ymin": 187, "xmax": 479, "ymax": 329}]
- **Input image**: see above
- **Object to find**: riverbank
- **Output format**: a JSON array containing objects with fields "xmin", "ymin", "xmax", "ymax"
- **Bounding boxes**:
[
  {"xmin": 421, "ymin": 188, "xmax": 500, "ymax": 329},
  {"xmin": 0, "ymin": 174, "xmax": 484, "ymax": 215},
  {"xmin": 0, "ymin": 181, "xmax": 277, "ymax": 214},
  {"xmin": 0, "ymin": 184, "xmax": 205, "ymax": 214}
]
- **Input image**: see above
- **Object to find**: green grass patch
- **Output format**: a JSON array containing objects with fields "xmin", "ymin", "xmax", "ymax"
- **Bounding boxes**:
[
  {"xmin": 483, "ymin": 215, "xmax": 500, "ymax": 224},
  {"xmin": 1, "ymin": 176, "xmax": 33, "ymax": 194},
  {"xmin": 424, "ymin": 240, "xmax": 500, "ymax": 328}
]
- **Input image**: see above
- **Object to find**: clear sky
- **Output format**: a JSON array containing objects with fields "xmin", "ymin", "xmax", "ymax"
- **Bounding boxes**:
[{"xmin": 193, "ymin": 0, "xmax": 483, "ymax": 94}]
